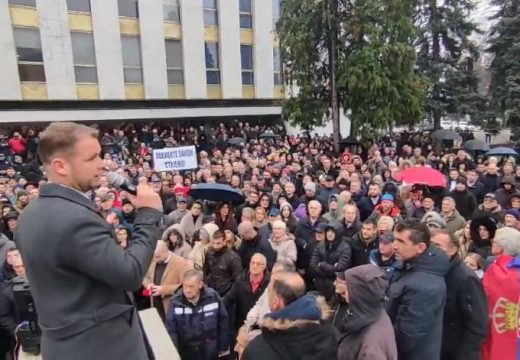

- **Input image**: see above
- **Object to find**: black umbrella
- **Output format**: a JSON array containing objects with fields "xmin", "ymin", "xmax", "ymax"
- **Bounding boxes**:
[
  {"xmin": 189, "ymin": 183, "xmax": 245, "ymax": 205},
  {"xmin": 227, "ymin": 137, "xmax": 246, "ymax": 146},
  {"xmin": 259, "ymin": 131, "xmax": 279, "ymax": 139},
  {"xmin": 486, "ymin": 147, "xmax": 518, "ymax": 157},
  {"xmin": 339, "ymin": 136, "xmax": 360, "ymax": 146},
  {"xmin": 431, "ymin": 129, "xmax": 462, "ymax": 141},
  {"xmin": 463, "ymin": 139, "xmax": 490, "ymax": 152}
]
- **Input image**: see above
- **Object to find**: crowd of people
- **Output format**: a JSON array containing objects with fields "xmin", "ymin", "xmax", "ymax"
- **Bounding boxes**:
[{"xmin": 0, "ymin": 121, "xmax": 519, "ymax": 360}]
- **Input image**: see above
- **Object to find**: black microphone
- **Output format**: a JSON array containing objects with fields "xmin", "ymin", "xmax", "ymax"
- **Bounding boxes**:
[{"xmin": 106, "ymin": 172, "xmax": 137, "ymax": 195}]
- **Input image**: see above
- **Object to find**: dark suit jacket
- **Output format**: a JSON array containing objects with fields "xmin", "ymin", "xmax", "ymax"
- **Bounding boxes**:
[{"xmin": 15, "ymin": 184, "xmax": 162, "ymax": 360}]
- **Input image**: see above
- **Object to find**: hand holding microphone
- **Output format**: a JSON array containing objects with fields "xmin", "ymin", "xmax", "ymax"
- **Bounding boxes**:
[{"xmin": 107, "ymin": 172, "xmax": 162, "ymax": 211}]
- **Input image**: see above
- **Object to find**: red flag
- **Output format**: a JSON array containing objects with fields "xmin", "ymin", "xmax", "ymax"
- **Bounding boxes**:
[{"xmin": 482, "ymin": 255, "xmax": 520, "ymax": 360}]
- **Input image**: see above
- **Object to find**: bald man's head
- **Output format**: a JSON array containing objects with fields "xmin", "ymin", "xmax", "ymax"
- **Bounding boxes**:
[
  {"xmin": 268, "ymin": 271, "xmax": 306, "ymax": 311},
  {"xmin": 238, "ymin": 220, "xmax": 256, "ymax": 240}
]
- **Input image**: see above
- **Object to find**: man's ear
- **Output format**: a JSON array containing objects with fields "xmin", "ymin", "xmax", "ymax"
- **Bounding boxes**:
[
  {"xmin": 49, "ymin": 158, "xmax": 69, "ymax": 177},
  {"xmin": 417, "ymin": 242, "xmax": 428, "ymax": 254}
]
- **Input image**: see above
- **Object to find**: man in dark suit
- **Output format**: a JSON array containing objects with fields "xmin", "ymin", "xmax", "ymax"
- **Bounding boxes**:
[{"xmin": 15, "ymin": 122, "xmax": 163, "ymax": 360}]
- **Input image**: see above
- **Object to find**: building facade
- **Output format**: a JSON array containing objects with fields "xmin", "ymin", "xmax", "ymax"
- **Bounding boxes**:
[{"xmin": 0, "ymin": 0, "xmax": 283, "ymax": 124}]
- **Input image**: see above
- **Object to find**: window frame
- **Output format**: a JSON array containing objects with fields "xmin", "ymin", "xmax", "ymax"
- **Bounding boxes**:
[
  {"xmin": 163, "ymin": 0, "xmax": 180, "ymax": 23},
  {"xmin": 273, "ymin": 46, "xmax": 283, "ymax": 85},
  {"xmin": 70, "ymin": 31, "xmax": 98, "ymax": 84},
  {"xmin": 165, "ymin": 38, "xmax": 184, "ymax": 85},
  {"xmin": 121, "ymin": 35, "xmax": 144, "ymax": 84},
  {"xmin": 204, "ymin": 41, "xmax": 220, "ymax": 85},
  {"xmin": 240, "ymin": 44, "xmax": 254, "ymax": 85},
  {"xmin": 117, "ymin": 0, "xmax": 139, "ymax": 18},
  {"xmin": 13, "ymin": 27, "xmax": 46, "ymax": 82},
  {"xmin": 7, "ymin": 0, "xmax": 36, "ymax": 7},
  {"xmin": 239, "ymin": 0, "xmax": 253, "ymax": 29},
  {"xmin": 202, "ymin": 0, "xmax": 218, "ymax": 26},
  {"xmin": 66, "ymin": 0, "xmax": 91, "ymax": 13}
]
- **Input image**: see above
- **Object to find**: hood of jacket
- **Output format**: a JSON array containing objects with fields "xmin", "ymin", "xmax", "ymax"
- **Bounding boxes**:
[
  {"xmin": 201, "ymin": 222, "xmax": 219, "ymax": 240},
  {"xmin": 470, "ymin": 215, "xmax": 497, "ymax": 246},
  {"xmin": 326, "ymin": 194, "xmax": 345, "ymax": 219},
  {"xmin": 340, "ymin": 264, "xmax": 388, "ymax": 334},
  {"xmin": 405, "ymin": 244, "xmax": 450, "ymax": 277},
  {"xmin": 261, "ymin": 294, "xmax": 330, "ymax": 331},
  {"xmin": 161, "ymin": 224, "xmax": 185, "ymax": 242},
  {"xmin": 0, "ymin": 233, "xmax": 10, "ymax": 247}
]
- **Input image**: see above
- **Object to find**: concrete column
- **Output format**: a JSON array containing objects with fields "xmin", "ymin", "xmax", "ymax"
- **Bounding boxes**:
[
  {"xmin": 0, "ymin": 0, "xmax": 21, "ymax": 99},
  {"xmin": 138, "ymin": 0, "xmax": 168, "ymax": 99},
  {"xmin": 252, "ymin": 0, "xmax": 274, "ymax": 98},
  {"xmin": 218, "ymin": 0, "xmax": 242, "ymax": 98},
  {"xmin": 180, "ymin": 0, "xmax": 207, "ymax": 98},
  {"xmin": 37, "ymin": 0, "xmax": 77, "ymax": 99},
  {"xmin": 90, "ymin": 0, "xmax": 125, "ymax": 99}
]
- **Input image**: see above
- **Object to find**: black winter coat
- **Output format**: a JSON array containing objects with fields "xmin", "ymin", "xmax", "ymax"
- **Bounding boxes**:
[
  {"xmin": 242, "ymin": 294, "xmax": 338, "ymax": 360},
  {"xmin": 339, "ymin": 220, "xmax": 362, "ymax": 241},
  {"xmin": 224, "ymin": 270, "xmax": 270, "ymax": 331},
  {"xmin": 441, "ymin": 255, "xmax": 488, "ymax": 360},
  {"xmin": 357, "ymin": 196, "xmax": 378, "ymax": 221},
  {"xmin": 294, "ymin": 217, "xmax": 326, "ymax": 271},
  {"xmin": 450, "ymin": 189, "xmax": 477, "ymax": 220},
  {"xmin": 237, "ymin": 233, "xmax": 276, "ymax": 270},
  {"xmin": 310, "ymin": 238, "xmax": 351, "ymax": 300},
  {"xmin": 386, "ymin": 245, "xmax": 450, "ymax": 360},
  {"xmin": 468, "ymin": 181, "xmax": 486, "ymax": 204},
  {"xmin": 203, "ymin": 248, "xmax": 243, "ymax": 297},
  {"xmin": 349, "ymin": 233, "xmax": 379, "ymax": 268}
]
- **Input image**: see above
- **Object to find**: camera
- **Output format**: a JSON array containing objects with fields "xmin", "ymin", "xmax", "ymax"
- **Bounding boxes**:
[{"xmin": 12, "ymin": 276, "xmax": 41, "ymax": 355}]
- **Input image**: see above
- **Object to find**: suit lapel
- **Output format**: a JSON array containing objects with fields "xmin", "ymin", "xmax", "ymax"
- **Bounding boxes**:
[{"xmin": 39, "ymin": 183, "xmax": 99, "ymax": 215}]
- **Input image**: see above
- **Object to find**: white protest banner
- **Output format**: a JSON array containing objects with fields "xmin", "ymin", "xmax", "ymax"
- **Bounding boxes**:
[{"xmin": 153, "ymin": 146, "xmax": 198, "ymax": 171}]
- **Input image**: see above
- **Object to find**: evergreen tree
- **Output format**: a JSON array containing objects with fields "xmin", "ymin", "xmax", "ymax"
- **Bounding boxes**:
[
  {"xmin": 277, "ymin": 0, "xmax": 425, "ymax": 142},
  {"xmin": 415, "ymin": 0, "xmax": 481, "ymax": 129},
  {"xmin": 487, "ymin": 0, "xmax": 520, "ymax": 127}
]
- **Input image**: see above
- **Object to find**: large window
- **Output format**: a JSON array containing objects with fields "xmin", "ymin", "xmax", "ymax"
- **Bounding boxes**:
[
  {"xmin": 71, "ymin": 32, "xmax": 97, "ymax": 83},
  {"xmin": 204, "ymin": 42, "xmax": 220, "ymax": 85},
  {"xmin": 273, "ymin": 47, "xmax": 282, "ymax": 85},
  {"xmin": 8, "ymin": 0, "xmax": 36, "ymax": 6},
  {"xmin": 165, "ymin": 39, "xmax": 183, "ymax": 84},
  {"xmin": 163, "ymin": 0, "xmax": 180, "ymax": 22},
  {"xmin": 239, "ymin": 0, "xmax": 253, "ymax": 29},
  {"xmin": 67, "ymin": 0, "xmax": 91, "ymax": 12},
  {"xmin": 273, "ymin": 0, "xmax": 281, "ymax": 30},
  {"xmin": 203, "ymin": 0, "xmax": 218, "ymax": 26},
  {"xmin": 118, "ymin": 0, "xmax": 139, "ymax": 18},
  {"xmin": 13, "ymin": 28, "xmax": 45, "ymax": 82},
  {"xmin": 121, "ymin": 36, "xmax": 143, "ymax": 83},
  {"xmin": 241, "ymin": 45, "xmax": 254, "ymax": 85}
]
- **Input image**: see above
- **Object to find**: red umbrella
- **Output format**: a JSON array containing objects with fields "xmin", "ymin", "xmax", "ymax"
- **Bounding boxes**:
[{"xmin": 394, "ymin": 167, "xmax": 446, "ymax": 188}]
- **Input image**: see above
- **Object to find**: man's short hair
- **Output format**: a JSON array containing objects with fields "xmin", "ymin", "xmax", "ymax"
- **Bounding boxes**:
[
  {"xmin": 363, "ymin": 219, "xmax": 377, "ymax": 228},
  {"xmin": 212, "ymin": 230, "xmax": 225, "ymax": 240},
  {"xmin": 394, "ymin": 218, "xmax": 431, "ymax": 246},
  {"xmin": 273, "ymin": 260, "xmax": 296, "ymax": 273},
  {"xmin": 38, "ymin": 122, "xmax": 99, "ymax": 165},
  {"xmin": 183, "ymin": 269, "xmax": 203, "ymax": 282},
  {"xmin": 442, "ymin": 196, "xmax": 456, "ymax": 207},
  {"xmin": 430, "ymin": 228, "xmax": 460, "ymax": 250}
]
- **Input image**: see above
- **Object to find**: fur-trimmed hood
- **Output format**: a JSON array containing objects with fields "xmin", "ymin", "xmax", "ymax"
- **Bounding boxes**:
[
  {"xmin": 260, "ymin": 294, "xmax": 331, "ymax": 331},
  {"xmin": 161, "ymin": 224, "xmax": 185, "ymax": 242}
]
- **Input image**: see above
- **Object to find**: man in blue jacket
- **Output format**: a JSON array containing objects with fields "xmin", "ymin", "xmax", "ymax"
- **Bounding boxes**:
[
  {"xmin": 166, "ymin": 269, "xmax": 230, "ymax": 360},
  {"xmin": 387, "ymin": 219, "xmax": 450, "ymax": 360}
]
